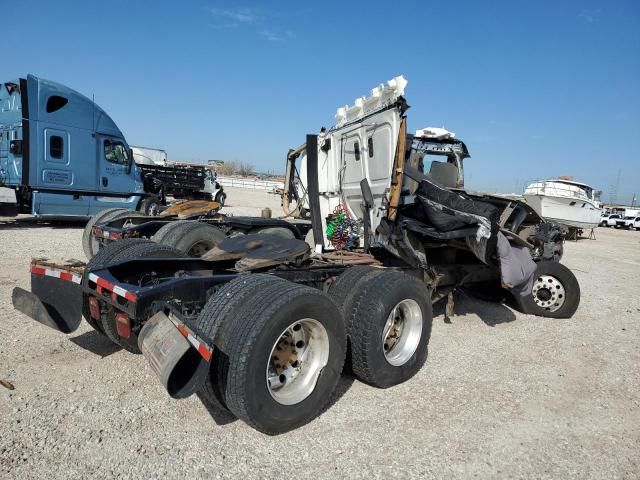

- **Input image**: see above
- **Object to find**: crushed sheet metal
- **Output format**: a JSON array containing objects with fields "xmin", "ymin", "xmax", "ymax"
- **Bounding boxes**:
[
  {"xmin": 30, "ymin": 264, "xmax": 82, "ymax": 284},
  {"xmin": 87, "ymin": 273, "xmax": 137, "ymax": 303},
  {"xmin": 168, "ymin": 314, "xmax": 213, "ymax": 362}
]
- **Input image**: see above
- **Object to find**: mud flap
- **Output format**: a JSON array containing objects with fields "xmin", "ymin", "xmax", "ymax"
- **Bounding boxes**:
[
  {"xmin": 138, "ymin": 311, "xmax": 210, "ymax": 399},
  {"xmin": 12, "ymin": 273, "xmax": 83, "ymax": 334}
]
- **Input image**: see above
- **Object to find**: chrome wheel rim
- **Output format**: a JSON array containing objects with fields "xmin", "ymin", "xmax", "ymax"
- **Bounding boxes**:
[
  {"xmin": 148, "ymin": 203, "xmax": 159, "ymax": 216},
  {"xmin": 90, "ymin": 235, "xmax": 100, "ymax": 256},
  {"xmin": 382, "ymin": 299, "xmax": 423, "ymax": 367},
  {"xmin": 532, "ymin": 275, "xmax": 566, "ymax": 312},
  {"xmin": 266, "ymin": 318, "xmax": 329, "ymax": 405}
]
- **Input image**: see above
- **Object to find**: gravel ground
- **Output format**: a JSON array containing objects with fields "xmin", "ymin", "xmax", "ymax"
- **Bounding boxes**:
[{"xmin": 0, "ymin": 188, "xmax": 638, "ymax": 479}]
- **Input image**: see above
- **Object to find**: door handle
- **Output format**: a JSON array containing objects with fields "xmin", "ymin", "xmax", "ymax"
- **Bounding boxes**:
[{"xmin": 102, "ymin": 176, "xmax": 108, "ymax": 187}]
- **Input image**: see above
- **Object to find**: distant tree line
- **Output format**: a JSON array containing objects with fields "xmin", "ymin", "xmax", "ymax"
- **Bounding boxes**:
[{"xmin": 215, "ymin": 161, "xmax": 255, "ymax": 177}]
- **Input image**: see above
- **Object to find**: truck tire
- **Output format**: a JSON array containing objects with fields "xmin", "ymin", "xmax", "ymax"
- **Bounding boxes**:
[
  {"xmin": 152, "ymin": 220, "xmax": 226, "ymax": 256},
  {"xmin": 214, "ymin": 191, "xmax": 226, "ymax": 206},
  {"xmin": 216, "ymin": 281, "xmax": 346, "ymax": 434},
  {"xmin": 514, "ymin": 261, "xmax": 580, "ymax": 318},
  {"xmin": 82, "ymin": 208, "xmax": 142, "ymax": 260},
  {"xmin": 327, "ymin": 265, "xmax": 384, "ymax": 330},
  {"xmin": 250, "ymin": 226, "xmax": 296, "ymax": 239},
  {"xmin": 84, "ymin": 239, "xmax": 185, "ymax": 351},
  {"xmin": 138, "ymin": 196, "xmax": 161, "ymax": 216},
  {"xmin": 195, "ymin": 274, "xmax": 287, "ymax": 411},
  {"xmin": 349, "ymin": 271, "xmax": 432, "ymax": 388}
]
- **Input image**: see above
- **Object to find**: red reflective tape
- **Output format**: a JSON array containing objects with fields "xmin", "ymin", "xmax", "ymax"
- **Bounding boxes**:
[
  {"xmin": 176, "ymin": 324, "xmax": 189, "ymax": 338},
  {"xmin": 31, "ymin": 266, "xmax": 46, "ymax": 276},
  {"xmin": 95, "ymin": 277, "xmax": 115, "ymax": 291},
  {"xmin": 198, "ymin": 344, "xmax": 212, "ymax": 362},
  {"xmin": 59, "ymin": 271, "xmax": 73, "ymax": 282},
  {"xmin": 124, "ymin": 291, "xmax": 137, "ymax": 303}
]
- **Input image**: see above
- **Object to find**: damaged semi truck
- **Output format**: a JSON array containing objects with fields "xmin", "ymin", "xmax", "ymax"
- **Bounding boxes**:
[{"xmin": 12, "ymin": 76, "xmax": 579, "ymax": 434}]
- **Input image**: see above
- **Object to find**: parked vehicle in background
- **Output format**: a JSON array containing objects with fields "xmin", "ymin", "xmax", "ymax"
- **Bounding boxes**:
[
  {"xmin": 0, "ymin": 75, "xmax": 220, "ymax": 218},
  {"xmin": 614, "ymin": 215, "xmax": 634, "ymax": 229},
  {"xmin": 620, "ymin": 216, "xmax": 640, "ymax": 229},
  {"xmin": 632, "ymin": 217, "xmax": 640, "ymax": 230},
  {"xmin": 599, "ymin": 213, "xmax": 611, "ymax": 226},
  {"xmin": 606, "ymin": 214, "xmax": 621, "ymax": 227},
  {"xmin": 132, "ymin": 146, "xmax": 226, "ymax": 205}
]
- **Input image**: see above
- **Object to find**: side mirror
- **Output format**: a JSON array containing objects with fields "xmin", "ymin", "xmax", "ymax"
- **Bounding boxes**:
[{"xmin": 126, "ymin": 149, "xmax": 134, "ymax": 174}]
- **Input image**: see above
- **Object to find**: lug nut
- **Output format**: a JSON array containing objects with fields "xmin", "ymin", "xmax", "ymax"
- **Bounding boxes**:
[
  {"xmin": 293, "ymin": 324, "xmax": 301, "ymax": 331},
  {"xmin": 279, "ymin": 374, "xmax": 286, "ymax": 384},
  {"xmin": 296, "ymin": 341, "xmax": 304, "ymax": 348}
]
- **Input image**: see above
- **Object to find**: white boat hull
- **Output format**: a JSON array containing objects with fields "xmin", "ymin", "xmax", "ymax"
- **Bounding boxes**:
[{"xmin": 524, "ymin": 194, "xmax": 602, "ymax": 230}]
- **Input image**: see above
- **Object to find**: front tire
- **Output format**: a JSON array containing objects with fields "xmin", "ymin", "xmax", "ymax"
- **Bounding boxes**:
[
  {"xmin": 139, "ymin": 196, "xmax": 161, "ymax": 216},
  {"xmin": 349, "ymin": 271, "xmax": 432, "ymax": 388},
  {"xmin": 515, "ymin": 261, "xmax": 580, "ymax": 318},
  {"xmin": 214, "ymin": 191, "xmax": 226, "ymax": 206}
]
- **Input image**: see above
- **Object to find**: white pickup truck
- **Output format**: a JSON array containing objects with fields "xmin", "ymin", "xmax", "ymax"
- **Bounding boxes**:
[
  {"xmin": 622, "ymin": 216, "xmax": 640, "ymax": 230},
  {"xmin": 606, "ymin": 214, "xmax": 622, "ymax": 227}
]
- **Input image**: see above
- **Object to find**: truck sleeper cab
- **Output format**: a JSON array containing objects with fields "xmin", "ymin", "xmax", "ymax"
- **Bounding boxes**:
[{"xmin": 0, "ymin": 75, "xmax": 148, "ymax": 217}]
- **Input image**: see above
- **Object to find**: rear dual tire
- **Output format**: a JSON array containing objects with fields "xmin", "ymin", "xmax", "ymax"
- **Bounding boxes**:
[
  {"xmin": 329, "ymin": 269, "xmax": 433, "ymax": 389},
  {"xmin": 152, "ymin": 221, "xmax": 226, "ymax": 256},
  {"xmin": 195, "ymin": 275, "xmax": 346, "ymax": 434}
]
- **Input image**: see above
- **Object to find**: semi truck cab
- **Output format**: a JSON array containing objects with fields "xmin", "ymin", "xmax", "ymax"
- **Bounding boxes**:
[{"xmin": 0, "ymin": 75, "xmax": 145, "ymax": 217}]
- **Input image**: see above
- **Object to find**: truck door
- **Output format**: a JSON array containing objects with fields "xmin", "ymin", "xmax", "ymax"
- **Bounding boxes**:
[
  {"xmin": 97, "ymin": 136, "xmax": 134, "ymax": 193},
  {"xmin": 340, "ymin": 110, "xmax": 398, "ymax": 234}
]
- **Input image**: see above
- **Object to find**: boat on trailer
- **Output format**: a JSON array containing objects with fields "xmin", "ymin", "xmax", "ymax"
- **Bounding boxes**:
[{"xmin": 523, "ymin": 179, "xmax": 602, "ymax": 233}]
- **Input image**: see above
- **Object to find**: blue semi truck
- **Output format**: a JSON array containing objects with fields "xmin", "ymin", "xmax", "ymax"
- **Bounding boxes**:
[{"xmin": 0, "ymin": 75, "xmax": 219, "ymax": 217}]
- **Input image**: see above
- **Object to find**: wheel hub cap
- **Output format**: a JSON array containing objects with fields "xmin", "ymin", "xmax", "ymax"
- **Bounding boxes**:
[
  {"xmin": 532, "ymin": 274, "xmax": 566, "ymax": 312},
  {"xmin": 266, "ymin": 319, "xmax": 329, "ymax": 405},
  {"xmin": 382, "ymin": 299, "xmax": 423, "ymax": 367}
]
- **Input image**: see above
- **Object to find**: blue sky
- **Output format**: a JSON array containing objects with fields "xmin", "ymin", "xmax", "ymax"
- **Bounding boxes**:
[{"xmin": 5, "ymin": 0, "xmax": 640, "ymax": 201}]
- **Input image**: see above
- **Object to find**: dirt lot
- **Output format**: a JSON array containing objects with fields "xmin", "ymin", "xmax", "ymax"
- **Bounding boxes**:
[{"xmin": 1, "ymin": 187, "xmax": 639, "ymax": 479}]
